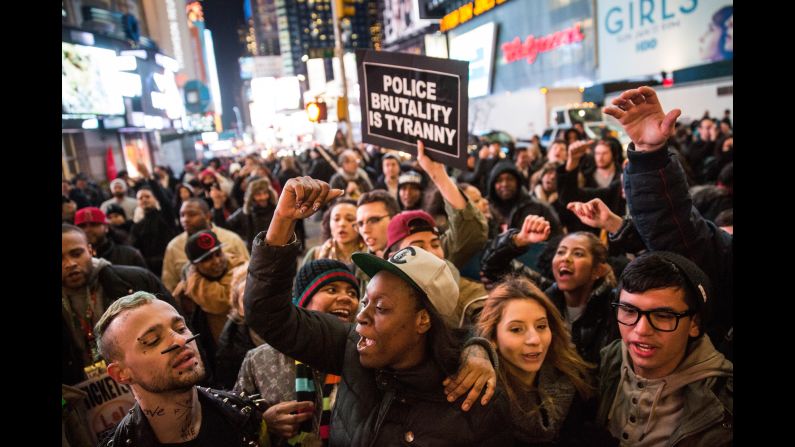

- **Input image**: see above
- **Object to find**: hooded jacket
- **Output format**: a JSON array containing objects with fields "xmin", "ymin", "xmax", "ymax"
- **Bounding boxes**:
[
  {"xmin": 94, "ymin": 236, "xmax": 147, "ymax": 269},
  {"xmin": 487, "ymin": 161, "xmax": 563, "ymax": 236},
  {"xmin": 62, "ymin": 258, "xmax": 177, "ymax": 385},
  {"xmin": 216, "ymin": 178, "xmax": 279, "ymax": 247},
  {"xmin": 597, "ymin": 337, "xmax": 732, "ymax": 446}
]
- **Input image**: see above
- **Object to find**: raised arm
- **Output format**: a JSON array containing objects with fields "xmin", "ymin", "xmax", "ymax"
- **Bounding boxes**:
[
  {"xmin": 416, "ymin": 140, "xmax": 489, "ymax": 267},
  {"xmin": 244, "ymin": 177, "xmax": 350, "ymax": 374},
  {"xmin": 603, "ymin": 87, "xmax": 731, "ymax": 261},
  {"xmin": 605, "ymin": 86, "xmax": 733, "ymax": 346}
]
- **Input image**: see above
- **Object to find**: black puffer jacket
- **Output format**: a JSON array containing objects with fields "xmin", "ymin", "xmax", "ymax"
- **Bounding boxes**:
[
  {"xmin": 244, "ymin": 235, "xmax": 514, "ymax": 446},
  {"xmin": 214, "ymin": 319, "xmax": 257, "ymax": 390},
  {"xmin": 216, "ymin": 205, "xmax": 276, "ymax": 250},
  {"xmin": 487, "ymin": 161, "xmax": 563, "ymax": 236},
  {"xmin": 624, "ymin": 146, "xmax": 733, "ymax": 359},
  {"xmin": 480, "ymin": 228, "xmax": 555, "ymax": 290},
  {"xmin": 62, "ymin": 264, "xmax": 177, "ymax": 385},
  {"xmin": 556, "ymin": 163, "xmax": 625, "ymax": 219},
  {"xmin": 94, "ymin": 237, "xmax": 147, "ymax": 269},
  {"xmin": 544, "ymin": 282, "xmax": 619, "ymax": 365},
  {"xmin": 130, "ymin": 179, "xmax": 178, "ymax": 276},
  {"xmin": 98, "ymin": 387, "xmax": 264, "ymax": 447}
]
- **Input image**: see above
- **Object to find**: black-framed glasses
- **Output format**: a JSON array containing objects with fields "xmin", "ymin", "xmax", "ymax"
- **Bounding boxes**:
[
  {"xmin": 356, "ymin": 215, "xmax": 389, "ymax": 229},
  {"xmin": 611, "ymin": 302, "xmax": 695, "ymax": 332}
]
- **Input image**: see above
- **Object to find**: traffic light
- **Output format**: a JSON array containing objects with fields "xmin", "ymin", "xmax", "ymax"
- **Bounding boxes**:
[
  {"xmin": 335, "ymin": 0, "xmax": 356, "ymax": 18},
  {"xmin": 337, "ymin": 97, "xmax": 348, "ymax": 121},
  {"xmin": 306, "ymin": 101, "xmax": 327, "ymax": 123}
]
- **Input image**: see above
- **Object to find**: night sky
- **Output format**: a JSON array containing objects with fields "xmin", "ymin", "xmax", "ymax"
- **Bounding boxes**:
[{"xmin": 202, "ymin": 0, "xmax": 245, "ymax": 131}]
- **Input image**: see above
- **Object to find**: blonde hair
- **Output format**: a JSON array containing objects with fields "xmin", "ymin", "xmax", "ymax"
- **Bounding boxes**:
[
  {"xmin": 228, "ymin": 262, "xmax": 249, "ymax": 323},
  {"xmin": 476, "ymin": 277, "xmax": 594, "ymax": 412}
]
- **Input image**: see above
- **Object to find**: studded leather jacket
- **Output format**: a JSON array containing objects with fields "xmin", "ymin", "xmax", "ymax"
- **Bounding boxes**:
[{"xmin": 98, "ymin": 387, "xmax": 265, "ymax": 447}]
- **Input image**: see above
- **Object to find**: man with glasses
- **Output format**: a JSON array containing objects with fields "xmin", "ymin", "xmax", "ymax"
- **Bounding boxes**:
[
  {"xmin": 596, "ymin": 252, "xmax": 732, "ymax": 445},
  {"xmin": 356, "ymin": 189, "xmax": 400, "ymax": 258},
  {"xmin": 603, "ymin": 86, "xmax": 732, "ymax": 360}
]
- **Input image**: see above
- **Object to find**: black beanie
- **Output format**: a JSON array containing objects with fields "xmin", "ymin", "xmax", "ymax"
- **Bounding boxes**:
[
  {"xmin": 293, "ymin": 259, "xmax": 359, "ymax": 308},
  {"xmin": 652, "ymin": 251, "xmax": 711, "ymax": 306}
]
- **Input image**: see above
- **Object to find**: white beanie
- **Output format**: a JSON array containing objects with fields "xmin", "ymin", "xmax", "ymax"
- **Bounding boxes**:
[{"xmin": 110, "ymin": 178, "xmax": 127, "ymax": 192}]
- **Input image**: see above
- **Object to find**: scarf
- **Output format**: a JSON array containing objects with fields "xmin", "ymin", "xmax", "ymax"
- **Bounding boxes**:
[{"xmin": 295, "ymin": 360, "xmax": 339, "ymax": 446}]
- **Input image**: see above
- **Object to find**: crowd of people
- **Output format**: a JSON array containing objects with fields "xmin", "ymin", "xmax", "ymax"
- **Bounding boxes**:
[{"xmin": 62, "ymin": 87, "xmax": 733, "ymax": 446}]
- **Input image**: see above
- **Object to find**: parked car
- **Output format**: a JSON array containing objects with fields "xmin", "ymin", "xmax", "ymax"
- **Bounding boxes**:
[
  {"xmin": 541, "ymin": 123, "xmax": 630, "ymax": 153},
  {"xmin": 473, "ymin": 129, "xmax": 516, "ymax": 158}
]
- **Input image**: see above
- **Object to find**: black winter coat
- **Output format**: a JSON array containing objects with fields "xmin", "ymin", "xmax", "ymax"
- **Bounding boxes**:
[
  {"xmin": 244, "ymin": 236, "xmax": 515, "ymax": 447},
  {"xmin": 624, "ymin": 146, "xmax": 733, "ymax": 359},
  {"xmin": 130, "ymin": 179, "xmax": 178, "ymax": 276},
  {"xmin": 487, "ymin": 161, "xmax": 563, "ymax": 236},
  {"xmin": 544, "ymin": 283, "xmax": 619, "ymax": 365},
  {"xmin": 216, "ymin": 206, "xmax": 276, "ymax": 250},
  {"xmin": 307, "ymin": 158, "xmax": 337, "ymax": 183},
  {"xmin": 95, "ymin": 237, "xmax": 147, "ymax": 269},
  {"xmin": 480, "ymin": 228, "xmax": 555, "ymax": 290},
  {"xmin": 213, "ymin": 320, "xmax": 256, "ymax": 390},
  {"xmin": 556, "ymin": 163, "xmax": 625, "ymax": 220},
  {"xmin": 130, "ymin": 209, "xmax": 177, "ymax": 276}
]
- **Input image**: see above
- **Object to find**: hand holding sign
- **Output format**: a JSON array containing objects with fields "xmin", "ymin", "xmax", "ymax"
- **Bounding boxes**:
[
  {"xmin": 416, "ymin": 140, "xmax": 445, "ymax": 182},
  {"xmin": 358, "ymin": 49, "xmax": 469, "ymax": 169}
]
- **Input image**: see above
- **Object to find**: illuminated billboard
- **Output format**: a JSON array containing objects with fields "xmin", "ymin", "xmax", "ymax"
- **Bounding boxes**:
[{"xmin": 62, "ymin": 42, "xmax": 125, "ymax": 116}]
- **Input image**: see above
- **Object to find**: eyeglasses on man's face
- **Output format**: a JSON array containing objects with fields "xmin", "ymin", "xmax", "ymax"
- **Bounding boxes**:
[
  {"xmin": 356, "ymin": 215, "xmax": 389, "ymax": 230},
  {"xmin": 611, "ymin": 302, "xmax": 695, "ymax": 332}
]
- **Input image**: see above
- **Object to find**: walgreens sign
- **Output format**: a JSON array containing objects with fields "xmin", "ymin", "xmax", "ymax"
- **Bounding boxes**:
[{"xmin": 501, "ymin": 22, "xmax": 585, "ymax": 64}]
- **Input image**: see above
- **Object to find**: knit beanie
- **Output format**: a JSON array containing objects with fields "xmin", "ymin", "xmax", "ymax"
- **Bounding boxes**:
[{"xmin": 293, "ymin": 259, "xmax": 359, "ymax": 308}]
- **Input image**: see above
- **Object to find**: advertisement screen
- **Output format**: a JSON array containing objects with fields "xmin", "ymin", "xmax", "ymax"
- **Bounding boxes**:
[
  {"xmin": 382, "ymin": 0, "xmax": 437, "ymax": 46},
  {"xmin": 448, "ymin": 22, "xmax": 496, "ymax": 98},
  {"xmin": 598, "ymin": 0, "xmax": 733, "ymax": 82},
  {"xmin": 62, "ymin": 42, "xmax": 125, "ymax": 116}
]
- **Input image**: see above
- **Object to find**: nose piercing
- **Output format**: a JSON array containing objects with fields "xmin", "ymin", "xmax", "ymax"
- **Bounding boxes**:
[{"xmin": 160, "ymin": 333, "xmax": 201, "ymax": 355}]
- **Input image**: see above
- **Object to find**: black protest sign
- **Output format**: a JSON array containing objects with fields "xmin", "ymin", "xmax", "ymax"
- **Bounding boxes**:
[{"xmin": 357, "ymin": 50, "xmax": 469, "ymax": 169}]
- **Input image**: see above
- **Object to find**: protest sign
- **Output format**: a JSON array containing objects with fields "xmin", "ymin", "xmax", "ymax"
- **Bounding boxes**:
[
  {"xmin": 76, "ymin": 372, "xmax": 136, "ymax": 441},
  {"xmin": 357, "ymin": 50, "xmax": 469, "ymax": 169}
]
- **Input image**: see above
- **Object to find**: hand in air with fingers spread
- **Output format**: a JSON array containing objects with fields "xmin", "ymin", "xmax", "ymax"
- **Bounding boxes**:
[{"xmin": 603, "ymin": 86, "xmax": 681, "ymax": 152}]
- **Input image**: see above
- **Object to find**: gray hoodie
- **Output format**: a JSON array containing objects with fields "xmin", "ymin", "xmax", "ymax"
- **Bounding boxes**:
[{"xmin": 607, "ymin": 336, "xmax": 732, "ymax": 446}]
